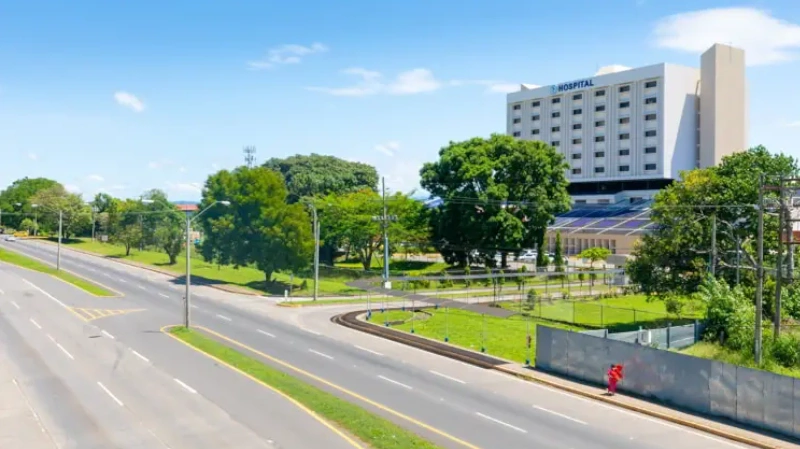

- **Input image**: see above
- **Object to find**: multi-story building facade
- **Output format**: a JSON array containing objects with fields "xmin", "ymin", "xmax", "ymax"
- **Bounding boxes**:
[{"xmin": 506, "ymin": 43, "xmax": 748, "ymax": 254}]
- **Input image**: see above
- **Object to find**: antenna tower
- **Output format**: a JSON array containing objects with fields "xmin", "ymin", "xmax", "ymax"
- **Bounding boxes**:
[{"xmin": 243, "ymin": 146, "xmax": 256, "ymax": 168}]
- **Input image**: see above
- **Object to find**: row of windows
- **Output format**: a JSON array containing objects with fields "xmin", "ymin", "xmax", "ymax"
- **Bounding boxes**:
[
  {"xmin": 521, "ymin": 112, "xmax": 658, "ymax": 124},
  {"xmin": 570, "ymin": 147, "xmax": 658, "ymax": 159},
  {"xmin": 571, "ymin": 163, "xmax": 657, "ymax": 175},
  {"xmin": 510, "ymin": 80, "xmax": 659, "ymax": 110},
  {"xmin": 548, "ymin": 130, "xmax": 657, "ymax": 143}
]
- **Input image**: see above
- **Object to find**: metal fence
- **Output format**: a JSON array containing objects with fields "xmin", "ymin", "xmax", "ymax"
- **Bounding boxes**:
[
  {"xmin": 581, "ymin": 322, "xmax": 705, "ymax": 350},
  {"xmin": 518, "ymin": 299, "xmax": 701, "ymax": 331},
  {"xmin": 536, "ymin": 326, "xmax": 800, "ymax": 440}
]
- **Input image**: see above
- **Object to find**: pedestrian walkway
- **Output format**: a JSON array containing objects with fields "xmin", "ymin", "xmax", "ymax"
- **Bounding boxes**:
[{"xmin": 0, "ymin": 349, "xmax": 56, "ymax": 449}]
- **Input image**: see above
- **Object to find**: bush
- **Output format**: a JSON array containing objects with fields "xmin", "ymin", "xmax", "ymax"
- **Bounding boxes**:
[
  {"xmin": 698, "ymin": 276, "xmax": 754, "ymax": 351},
  {"xmin": 768, "ymin": 334, "xmax": 800, "ymax": 368},
  {"xmin": 664, "ymin": 294, "xmax": 685, "ymax": 317},
  {"xmin": 784, "ymin": 282, "xmax": 800, "ymax": 320}
]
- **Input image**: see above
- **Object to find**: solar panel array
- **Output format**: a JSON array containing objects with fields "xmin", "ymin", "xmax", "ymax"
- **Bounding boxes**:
[{"xmin": 551, "ymin": 199, "xmax": 654, "ymax": 235}]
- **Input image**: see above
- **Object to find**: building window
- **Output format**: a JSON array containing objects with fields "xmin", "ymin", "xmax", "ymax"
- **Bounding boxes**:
[
  {"xmin": 513, "ymin": 118, "xmax": 521, "ymax": 124},
  {"xmin": 572, "ymin": 153, "xmax": 582, "ymax": 160},
  {"xmin": 645, "ymin": 163, "xmax": 657, "ymax": 170},
  {"xmin": 645, "ymin": 146, "xmax": 657, "ymax": 154},
  {"xmin": 595, "ymin": 90, "xmax": 606, "ymax": 97},
  {"xmin": 595, "ymin": 120, "xmax": 606, "ymax": 127},
  {"xmin": 573, "ymin": 93, "xmax": 583, "ymax": 100},
  {"xmin": 595, "ymin": 151, "xmax": 605, "ymax": 157},
  {"xmin": 645, "ymin": 113, "xmax": 657, "ymax": 121},
  {"xmin": 619, "ymin": 149, "xmax": 630, "ymax": 156},
  {"xmin": 532, "ymin": 129, "xmax": 540, "ymax": 135},
  {"xmin": 573, "ymin": 108, "xmax": 582, "ymax": 115},
  {"xmin": 572, "ymin": 123, "xmax": 582, "ymax": 130},
  {"xmin": 645, "ymin": 80, "xmax": 657, "ymax": 88},
  {"xmin": 573, "ymin": 138, "xmax": 582, "ymax": 144},
  {"xmin": 513, "ymin": 131, "xmax": 521, "ymax": 137},
  {"xmin": 619, "ymin": 133, "xmax": 630, "ymax": 140},
  {"xmin": 619, "ymin": 101, "xmax": 630, "ymax": 108},
  {"xmin": 551, "ymin": 141, "xmax": 560, "ymax": 147},
  {"xmin": 595, "ymin": 167, "xmax": 605, "ymax": 173},
  {"xmin": 532, "ymin": 114, "xmax": 540, "ymax": 121},
  {"xmin": 645, "ymin": 97, "xmax": 657, "ymax": 105},
  {"xmin": 572, "ymin": 168, "xmax": 582, "ymax": 175},
  {"xmin": 619, "ymin": 85, "xmax": 631, "ymax": 93},
  {"xmin": 512, "ymin": 104, "xmax": 521, "ymax": 110},
  {"xmin": 552, "ymin": 111, "xmax": 561, "ymax": 118},
  {"xmin": 552, "ymin": 97, "xmax": 561, "ymax": 104},
  {"xmin": 619, "ymin": 165, "xmax": 630, "ymax": 172},
  {"xmin": 595, "ymin": 136, "xmax": 605, "ymax": 142},
  {"xmin": 645, "ymin": 130, "xmax": 657, "ymax": 137},
  {"xmin": 552, "ymin": 126, "xmax": 561, "ymax": 132},
  {"xmin": 532, "ymin": 101, "xmax": 540, "ymax": 107},
  {"xmin": 595, "ymin": 105, "xmax": 606, "ymax": 112},
  {"xmin": 619, "ymin": 117, "xmax": 630, "ymax": 124}
]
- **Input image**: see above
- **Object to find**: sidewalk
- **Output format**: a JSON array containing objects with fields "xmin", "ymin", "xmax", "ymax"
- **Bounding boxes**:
[
  {"xmin": 0, "ymin": 350, "xmax": 56, "ymax": 449},
  {"xmin": 493, "ymin": 363, "xmax": 792, "ymax": 449}
]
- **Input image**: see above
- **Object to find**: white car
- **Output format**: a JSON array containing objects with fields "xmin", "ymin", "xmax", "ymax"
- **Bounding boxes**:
[
  {"xmin": 517, "ymin": 250, "xmax": 537, "ymax": 262},
  {"xmin": 3, "ymin": 235, "xmax": 16, "ymax": 242}
]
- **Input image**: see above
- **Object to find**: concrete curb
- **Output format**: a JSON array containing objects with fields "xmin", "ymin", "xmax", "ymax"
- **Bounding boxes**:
[{"xmin": 333, "ymin": 309, "xmax": 789, "ymax": 449}]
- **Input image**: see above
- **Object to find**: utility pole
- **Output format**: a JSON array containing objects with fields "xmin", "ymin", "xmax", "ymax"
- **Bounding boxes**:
[
  {"xmin": 776, "ymin": 176, "xmax": 785, "ymax": 338},
  {"xmin": 710, "ymin": 214, "xmax": 717, "ymax": 276},
  {"xmin": 57, "ymin": 210, "xmax": 63, "ymax": 271},
  {"xmin": 310, "ymin": 205, "xmax": 320, "ymax": 301},
  {"xmin": 755, "ymin": 174, "xmax": 764, "ymax": 365},
  {"xmin": 184, "ymin": 211, "xmax": 192, "ymax": 328},
  {"xmin": 372, "ymin": 177, "xmax": 397, "ymax": 289}
]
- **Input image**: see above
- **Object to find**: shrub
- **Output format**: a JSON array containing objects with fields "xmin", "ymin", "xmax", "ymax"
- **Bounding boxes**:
[
  {"xmin": 698, "ymin": 275, "xmax": 754, "ymax": 351},
  {"xmin": 664, "ymin": 294, "xmax": 686, "ymax": 318},
  {"xmin": 768, "ymin": 334, "xmax": 800, "ymax": 368}
]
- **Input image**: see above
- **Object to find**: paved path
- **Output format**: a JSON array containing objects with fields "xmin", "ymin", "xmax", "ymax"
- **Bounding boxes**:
[{"xmin": 3, "ymin": 239, "xmax": 779, "ymax": 449}]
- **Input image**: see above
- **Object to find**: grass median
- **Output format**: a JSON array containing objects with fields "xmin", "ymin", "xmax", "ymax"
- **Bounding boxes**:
[
  {"xmin": 0, "ymin": 247, "xmax": 115, "ymax": 296},
  {"xmin": 170, "ymin": 327, "xmax": 442, "ymax": 449}
]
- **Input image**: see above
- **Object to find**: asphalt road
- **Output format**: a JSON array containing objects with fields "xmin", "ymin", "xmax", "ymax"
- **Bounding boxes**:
[
  {"xmin": 2, "ymin": 239, "xmax": 760, "ymax": 449},
  {"xmin": 0, "ymin": 256, "xmax": 364, "ymax": 448}
]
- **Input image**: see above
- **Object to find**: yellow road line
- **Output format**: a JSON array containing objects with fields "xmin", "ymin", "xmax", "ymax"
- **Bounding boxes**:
[
  {"xmin": 0, "ymin": 253, "xmax": 123, "ymax": 298},
  {"xmin": 170, "ymin": 325, "xmax": 482, "ymax": 449},
  {"xmin": 161, "ymin": 326, "xmax": 366, "ymax": 449}
]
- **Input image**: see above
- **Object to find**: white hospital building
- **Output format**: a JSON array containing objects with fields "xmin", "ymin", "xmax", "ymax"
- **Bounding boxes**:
[{"xmin": 505, "ymin": 43, "xmax": 748, "ymax": 255}]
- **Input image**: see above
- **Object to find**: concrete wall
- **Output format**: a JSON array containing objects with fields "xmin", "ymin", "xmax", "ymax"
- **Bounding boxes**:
[{"xmin": 536, "ymin": 326, "xmax": 800, "ymax": 440}]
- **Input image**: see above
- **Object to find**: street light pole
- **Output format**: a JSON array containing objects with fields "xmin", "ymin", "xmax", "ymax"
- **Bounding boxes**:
[
  {"xmin": 310, "ymin": 205, "xmax": 319, "ymax": 302},
  {"xmin": 382, "ymin": 177, "xmax": 390, "ymax": 288},
  {"xmin": 57, "ymin": 210, "xmax": 62, "ymax": 271},
  {"xmin": 755, "ymin": 175, "xmax": 764, "ymax": 365}
]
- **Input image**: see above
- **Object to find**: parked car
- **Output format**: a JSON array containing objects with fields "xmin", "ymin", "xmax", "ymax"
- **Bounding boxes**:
[
  {"xmin": 3, "ymin": 235, "xmax": 17, "ymax": 242},
  {"xmin": 517, "ymin": 250, "xmax": 537, "ymax": 262}
]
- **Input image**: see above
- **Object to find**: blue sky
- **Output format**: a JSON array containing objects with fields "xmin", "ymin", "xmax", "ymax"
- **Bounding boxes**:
[{"xmin": 2, "ymin": 0, "xmax": 800, "ymax": 201}]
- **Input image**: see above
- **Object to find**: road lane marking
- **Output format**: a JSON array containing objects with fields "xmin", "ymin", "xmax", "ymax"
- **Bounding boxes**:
[
  {"xmin": 0, "ymin": 288, "xmax": 4, "ymax": 294},
  {"xmin": 97, "ymin": 382, "xmax": 124, "ymax": 406},
  {"xmin": 11, "ymin": 301, "xmax": 20, "ymax": 309},
  {"xmin": 103, "ymin": 273, "xmax": 112, "ymax": 278},
  {"xmin": 475, "ymin": 412, "xmax": 527, "ymax": 433},
  {"xmin": 257, "ymin": 329, "xmax": 275, "ymax": 338},
  {"xmin": 191, "ymin": 305, "xmax": 200, "ymax": 309},
  {"xmin": 216, "ymin": 314, "xmax": 232, "ymax": 321},
  {"xmin": 158, "ymin": 293, "xmax": 169, "ymax": 298},
  {"xmin": 101, "ymin": 330, "xmax": 115, "ymax": 340},
  {"xmin": 132, "ymin": 350, "xmax": 150, "ymax": 362},
  {"xmin": 88, "ymin": 268, "xmax": 97, "ymax": 273},
  {"xmin": 118, "ymin": 278, "xmax": 127, "ymax": 283},
  {"xmin": 430, "ymin": 370, "xmax": 466, "ymax": 384},
  {"xmin": 46, "ymin": 334, "xmax": 55, "ymax": 342},
  {"xmin": 309, "ymin": 349, "xmax": 334, "ymax": 360},
  {"xmin": 174, "ymin": 378, "xmax": 197, "ymax": 394},
  {"xmin": 29, "ymin": 318, "xmax": 42, "ymax": 329},
  {"xmin": 378, "ymin": 375, "xmax": 412, "ymax": 390},
  {"xmin": 163, "ymin": 325, "xmax": 478, "ymax": 449},
  {"xmin": 22, "ymin": 279, "xmax": 68, "ymax": 308},
  {"xmin": 302, "ymin": 328, "xmax": 322, "ymax": 336},
  {"xmin": 138, "ymin": 285, "xmax": 147, "ymax": 291},
  {"xmin": 532, "ymin": 405, "xmax": 587, "ymax": 425},
  {"xmin": 56, "ymin": 343, "xmax": 74, "ymax": 360},
  {"xmin": 354, "ymin": 345, "xmax": 383, "ymax": 356}
]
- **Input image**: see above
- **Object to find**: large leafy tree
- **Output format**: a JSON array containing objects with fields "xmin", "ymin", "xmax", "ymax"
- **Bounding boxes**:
[
  {"xmin": 628, "ymin": 146, "xmax": 794, "ymax": 296},
  {"xmin": 198, "ymin": 166, "xmax": 314, "ymax": 285},
  {"xmin": 420, "ymin": 134, "xmax": 570, "ymax": 267},
  {"xmin": 0, "ymin": 177, "xmax": 60, "ymax": 230},
  {"xmin": 30, "ymin": 185, "xmax": 92, "ymax": 238}
]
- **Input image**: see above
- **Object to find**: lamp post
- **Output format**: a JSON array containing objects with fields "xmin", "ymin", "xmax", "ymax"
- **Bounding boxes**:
[
  {"xmin": 183, "ymin": 200, "xmax": 230, "ymax": 328},
  {"xmin": 301, "ymin": 200, "xmax": 321, "ymax": 302},
  {"xmin": 32, "ymin": 204, "xmax": 62, "ymax": 271}
]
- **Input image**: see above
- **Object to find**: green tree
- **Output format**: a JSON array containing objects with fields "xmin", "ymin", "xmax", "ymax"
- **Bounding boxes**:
[
  {"xmin": 30, "ymin": 185, "xmax": 92, "ymax": 238},
  {"xmin": 114, "ymin": 223, "xmax": 143, "ymax": 256},
  {"xmin": 578, "ymin": 247, "xmax": 611, "ymax": 268},
  {"xmin": 554, "ymin": 231, "xmax": 565, "ymax": 286},
  {"xmin": 628, "ymin": 146, "xmax": 794, "ymax": 296},
  {"xmin": 420, "ymin": 134, "xmax": 570, "ymax": 267},
  {"xmin": 19, "ymin": 218, "xmax": 38, "ymax": 235},
  {"xmin": 0, "ymin": 177, "xmax": 60, "ymax": 230},
  {"xmin": 198, "ymin": 166, "xmax": 314, "ymax": 285}
]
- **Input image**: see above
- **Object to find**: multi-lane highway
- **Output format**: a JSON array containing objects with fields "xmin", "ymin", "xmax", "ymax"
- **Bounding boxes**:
[{"xmin": 0, "ymin": 239, "xmax": 766, "ymax": 449}]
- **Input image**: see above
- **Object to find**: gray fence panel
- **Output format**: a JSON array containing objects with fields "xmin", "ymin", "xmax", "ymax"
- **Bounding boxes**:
[
  {"xmin": 794, "ymin": 378, "xmax": 800, "ymax": 436},
  {"xmin": 709, "ymin": 361, "xmax": 737, "ymax": 420},
  {"xmin": 764, "ymin": 370, "xmax": 795, "ymax": 436},
  {"xmin": 567, "ymin": 331, "xmax": 609, "ymax": 385},
  {"xmin": 736, "ymin": 366, "xmax": 765, "ymax": 429},
  {"xmin": 536, "ymin": 325, "xmax": 553, "ymax": 370}
]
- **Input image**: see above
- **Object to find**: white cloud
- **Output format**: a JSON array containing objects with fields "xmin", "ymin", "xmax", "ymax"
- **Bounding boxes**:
[
  {"xmin": 380, "ymin": 159, "xmax": 423, "ymax": 195},
  {"xmin": 247, "ymin": 42, "xmax": 328, "ymax": 70},
  {"xmin": 86, "ymin": 174, "xmax": 104, "ymax": 182},
  {"xmin": 167, "ymin": 182, "xmax": 202, "ymax": 193},
  {"xmin": 652, "ymin": 7, "xmax": 800, "ymax": 66},
  {"xmin": 109, "ymin": 184, "xmax": 126, "ymax": 191},
  {"xmin": 307, "ymin": 68, "xmax": 442, "ymax": 96},
  {"xmin": 211, "ymin": 163, "xmax": 220, "ymax": 170},
  {"xmin": 114, "ymin": 91, "xmax": 145, "ymax": 112},
  {"xmin": 28, "ymin": 152, "xmax": 38, "ymax": 160},
  {"xmin": 178, "ymin": 166, "xmax": 187, "ymax": 173},
  {"xmin": 487, "ymin": 83, "xmax": 523, "ymax": 93},
  {"xmin": 785, "ymin": 121, "xmax": 800, "ymax": 128},
  {"xmin": 148, "ymin": 160, "xmax": 172, "ymax": 170},
  {"xmin": 375, "ymin": 141, "xmax": 400, "ymax": 157},
  {"xmin": 64, "ymin": 184, "xmax": 81, "ymax": 193}
]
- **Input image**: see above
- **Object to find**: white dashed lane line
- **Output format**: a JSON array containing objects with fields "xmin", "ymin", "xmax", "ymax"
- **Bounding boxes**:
[
  {"xmin": 532, "ymin": 405, "xmax": 587, "ymax": 425},
  {"xmin": 257, "ymin": 329, "xmax": 275, "ymax": 338},
  {"xmin": 29, "ymin": 318, "xmax": 42, "ymax": 330},
  {"xmin": 10, "ymin": 301, "xmax": 20, "ymax": 309},
  {"xmin": 174, "ymin": 378, "xmax": 197, "ymax": 394},
  {"xmin": 475, "ymin": 412, "xmax": 527, "ymax": 433},
  {"xmin": 101, "ymin": 330, "xmax": 115, "ymax": 340},
  {"xmin": 354, "ymin": 345, "xmax": 383, "ymax": 356},
  {"xmin": 429, "ymin": 370, "xmax": 466, "ymax": 384},
  {"xmin": 131, "ymin": 350, "xmax": 150, "ymax": 363},
  {"xmin": 97, "ymin": 382, "xmax": 124, "ymax": 406},
  {"xmin": 216, "ymin": 314, "xmax": 232, "ymax": 322},
  {"xmin": 308, "ymin": 349, "xmax": 334, "ymax": 360},
  {"xmin": 56, "ymin": 343, "xmax": 75, "ymax": 360},
  {"xmin": 378, "ymin": 375, "xmax": 412, "ymax": 390},
  {"xmin": 158, "ymin": 293, "xmax": 169, "ymax": 298}
]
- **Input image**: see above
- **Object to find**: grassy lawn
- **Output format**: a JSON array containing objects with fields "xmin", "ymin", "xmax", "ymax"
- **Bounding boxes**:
[
  {"xmin": 0, "ymin": 247, "xmax": 115, "ymax": 297},
  {"xmin": 54, "ymin": 238, "xmax": 366, "ymax": 296},
  {"xmin": 368, "ymin": 308, "xmax": 581, "ymax": 364},
  {"xmin": 279, "ymin": 297, "xmax": 407, "ymax": 307},
  {"xmin": 682, "ymin": 342, "xmax": 800, "ymax": 379},
  {"xmin": 170, "ymin": 327, "xmax": 442, "ymax": 449}
]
